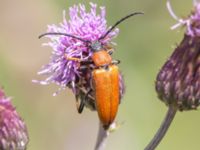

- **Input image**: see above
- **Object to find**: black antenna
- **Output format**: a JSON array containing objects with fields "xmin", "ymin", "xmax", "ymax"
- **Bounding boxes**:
[
  {"xmin": 99, "ymin": 12, "xmax": 144, "ymax": 40},
  {"xmin": 38, "ymin": 32, "xmax": 91, "ymax": 44}
]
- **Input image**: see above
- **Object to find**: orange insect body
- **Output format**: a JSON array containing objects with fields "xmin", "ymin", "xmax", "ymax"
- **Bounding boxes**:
[
  {"xmin": 92, "ymin": 64, "xmax": 119, "ymax": 129},
  {"xmin": 90, "ymin": 46, "xmax": 120, "ymax": 129},
  {"xmin": 91, "ymin": 50, "xmax": 112, "ymax": 67}
]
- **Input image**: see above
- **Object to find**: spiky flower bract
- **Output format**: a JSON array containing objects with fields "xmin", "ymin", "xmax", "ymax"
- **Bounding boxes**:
[
  {"xmin": 0, "ymin": 88, "xmax": 29, "ymax": 150},
  {"xmin": 34, "ymin": 3, "xmax": 119, "ymax": 94}
]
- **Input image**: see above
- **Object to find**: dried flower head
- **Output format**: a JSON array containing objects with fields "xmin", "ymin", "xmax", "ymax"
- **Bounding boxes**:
[
  {"xmin": 0, "ymin": 88, "xmax": 29, "ymax": 150},
  {"xmin": 156, "ymin": 1, "xmax": 200, "ymax": 110},
  {"xmin": 34, "ymin": 3, "xmax": 118, "ymax": 95}
]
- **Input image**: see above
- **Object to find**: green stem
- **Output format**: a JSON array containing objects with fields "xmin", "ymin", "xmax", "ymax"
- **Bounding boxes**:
[{"xmin": 144, "ymin": 106, "xmax": 177, "ymax": 150}]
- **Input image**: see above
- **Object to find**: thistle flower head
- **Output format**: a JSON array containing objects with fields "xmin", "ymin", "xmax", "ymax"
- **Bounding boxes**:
[
  {"xmin": 167, "ymin": 0, "xmax": 200, "ymax": 37},
  {"xmin": 156, "ymin": 1, "xmax": 200, "ymax": 110},
  {"xmin": 34, "ymin": 3, "xmax": 119, "ymax": 94},
  {"xmin": 0, "ymin": 88, "xmax": 28, "ymax": 150}
]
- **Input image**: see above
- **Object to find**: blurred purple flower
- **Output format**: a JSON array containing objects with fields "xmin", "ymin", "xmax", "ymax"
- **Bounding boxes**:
[
  {"xmin": 167, "ymin": 0, "xmax": 200, "ymax": 37},
  {"xmin": 0, "ymin": 88, "xmax": 28, "ymax": 150},
  {"xmin": 34, "ymin": 3, "xmax": 119, "ymax": 94}
]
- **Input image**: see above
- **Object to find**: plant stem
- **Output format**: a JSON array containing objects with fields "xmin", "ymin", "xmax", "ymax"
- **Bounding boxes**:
[
  {"xmin": 144, "ymin": 106, "xmax": 177, "ymax": 150},
  {"xmin": 94, "ymin": 122, "xmax": 109, "ymax": 150}
]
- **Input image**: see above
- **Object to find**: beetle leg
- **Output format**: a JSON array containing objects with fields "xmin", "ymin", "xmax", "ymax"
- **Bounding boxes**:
[
  {"xmin": 65, "ymin": 53, "xmax": 94, "ymax": 64},
  {"xmin": 104, "ymin": 45, "xmax": 115, "ymax": 55},
  {"xmin": 107, "ymin": 49, "xmax": 114, "ymax": 55},
  {"xmin": 75, "ymin": 89, "xmax": 85, "ymax": 114},
  {"xmin": 112, "ymin": 59, "xmax": 120, "ymax": 65},
  {"xmin": 78, "ymin": 64, "xmax": 95, "ymax": 72},
  {"xmin": 65, "ymin": 54, "xmax": 81, "ymax": 62},
  {"xmin": 77, "ymin": 96, "xmax": 85, "ymax": 114},
  {"xmin": 64, "ymin": 54, "xmax": 95, "ymax": 71},
  {"xmin": 80, "ymin": 60, "xmax": 93, "ymax": 65},
  {"xmin": 77, "ymin": 89, "xmax": 92, "ymax": 113},
  {"xmin": 79, "ymin": 65, "xmax": 89, "ymax": 71}
]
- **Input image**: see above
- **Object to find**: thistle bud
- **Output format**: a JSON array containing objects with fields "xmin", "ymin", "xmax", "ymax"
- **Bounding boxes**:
[
  {"xmin": 0, "ymin": 88, "xmax": 28, "ymax": 150},
  {"xmin": 156, "ymin": 34, "xmax": 200, "ymax": 110},
  {"xmin": 156, "ymin": 1, "xmax": 200, "ymax": 111},
  {"xmin": 144, "ymin": 2, "xmax": 200, "ymax": 150}
]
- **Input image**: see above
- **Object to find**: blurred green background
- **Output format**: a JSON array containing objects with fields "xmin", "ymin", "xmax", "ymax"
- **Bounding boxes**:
[{"xmin": 0, "ymin": 0, "xmax": 199, "ymax": 150}]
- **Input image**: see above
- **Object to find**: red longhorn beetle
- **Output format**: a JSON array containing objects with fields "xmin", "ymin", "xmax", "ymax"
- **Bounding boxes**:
[{"xmin": 39, "ymin": 12, "xmax": 143, "ymax": 129}]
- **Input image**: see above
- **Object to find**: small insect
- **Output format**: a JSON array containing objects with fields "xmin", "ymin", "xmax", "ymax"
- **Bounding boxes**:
[{"xmin": 39, "ymin": 12, "xmax": 143, "ymax": 129}]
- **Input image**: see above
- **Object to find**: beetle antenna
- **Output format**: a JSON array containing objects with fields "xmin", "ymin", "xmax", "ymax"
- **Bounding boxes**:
[
  {"xmin": 99, "ymin": 12, "xmax": 144, "ymax": 40},
  {"xmin": 38, "ymin": 32, "xmax": 91, "ymax": 44}
]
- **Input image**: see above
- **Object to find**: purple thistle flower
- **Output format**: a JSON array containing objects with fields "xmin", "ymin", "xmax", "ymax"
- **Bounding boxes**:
[
  {"xmin": 0, "ymin": 88, "xmax": 29, "ymax": 150},
  {"xmin": 34, "ymin": 3, "xmax": 119, "ymax": 95},
  {"xmin": 167, "ymin": 0, "xmax": 200, "ymax": 37}
]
